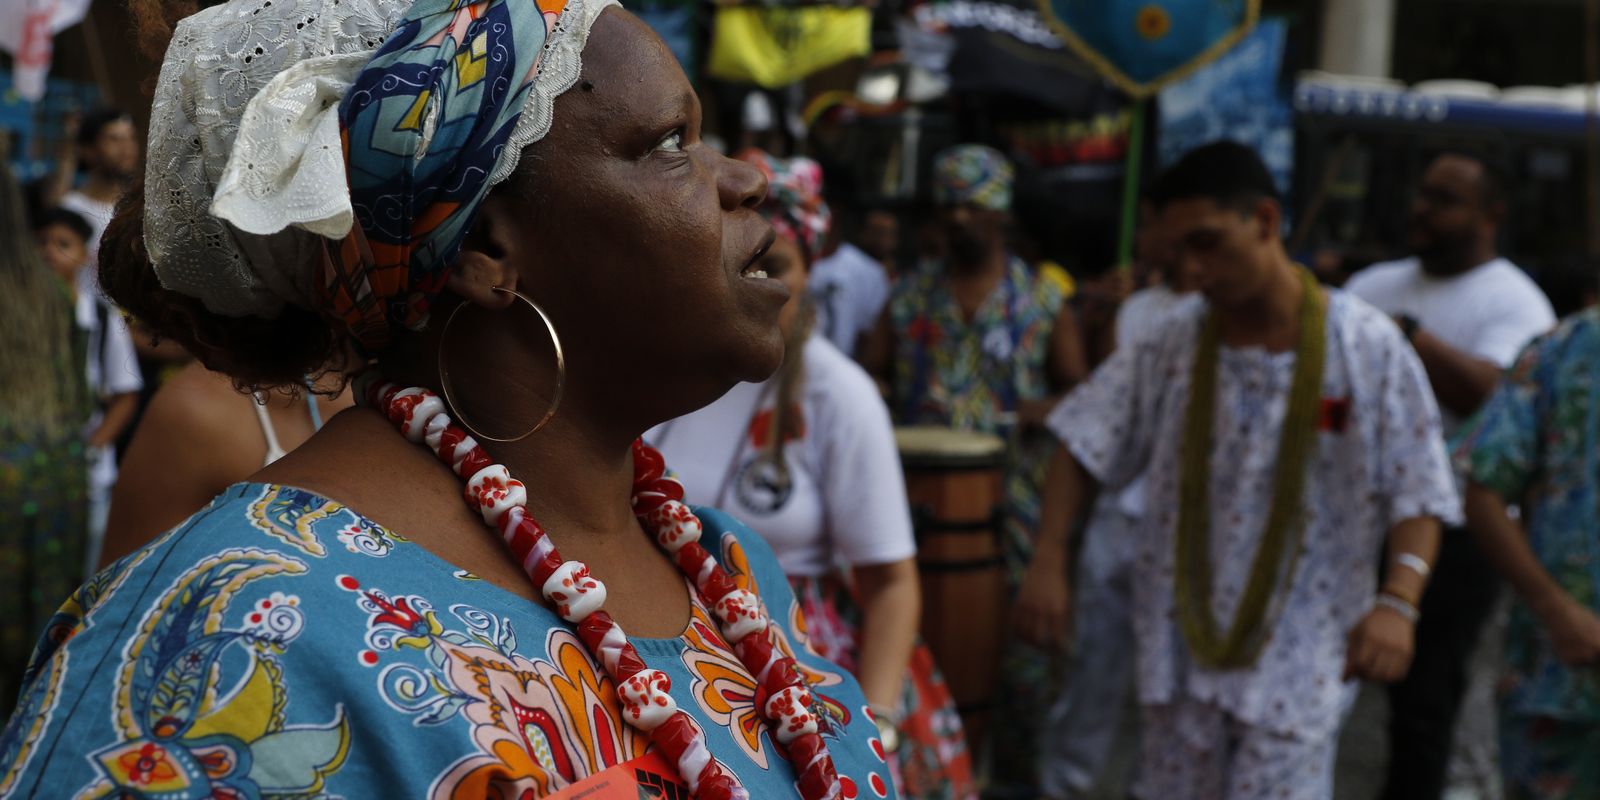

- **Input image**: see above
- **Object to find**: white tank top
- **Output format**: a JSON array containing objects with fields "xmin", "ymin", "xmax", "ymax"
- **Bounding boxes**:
[{"xmin": 252, "ymin": 391, "xmax": 324, "ymax": 466}]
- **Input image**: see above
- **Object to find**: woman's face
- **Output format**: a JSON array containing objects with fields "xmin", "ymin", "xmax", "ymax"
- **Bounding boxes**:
[
  {"xmin": 755, "ymin": 235, "xmax": 808, "ymax": 340},
  {"xmin": 497, "ymin": 10, "xmax": 783, "ymax": 425}
]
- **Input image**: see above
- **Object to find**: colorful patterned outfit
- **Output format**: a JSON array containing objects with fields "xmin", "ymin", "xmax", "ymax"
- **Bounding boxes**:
[
  {"xmin": 888, "ymin": 256, "xmax": 1064, "ymax": 583},
  {"xmin": 790, "ymin": 577, "xmax": 972, "ymax": 800},
  {"xmin": 887, "ymin": 254, "xmax": 1064, "ymax": 785},
  {"xmin": 1458, "ymin": 307, "xmax": 1600, "ymax": 800},
  {"xmin": 0, "ymin": 483, "xmax": 898, "ymax": 798},
  {"xmin": 0, "ymin": 286, "xmax": 90, "ymax": 717},
  {"xmin": 0, "ymin": 432, "xmax": 90, "ymax": 718},
  {"xmin": 1049, "ymin": 291, "xmax": 1460, "ymax": 800}
]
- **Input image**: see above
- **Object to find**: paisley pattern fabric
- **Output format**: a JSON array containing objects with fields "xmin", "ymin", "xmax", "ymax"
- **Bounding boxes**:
[{"xmin": 0, "ymin": 484, "xmax": 896, "ymax": 798}]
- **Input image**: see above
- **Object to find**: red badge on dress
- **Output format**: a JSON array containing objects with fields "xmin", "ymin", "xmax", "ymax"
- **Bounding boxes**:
[
  {"xmin": 1319, "ymin": 397, "xmax": 1351, "ymax": 433},
  {"xmin": 547, "ymin": 751, "xmax": 687, "ymax": 799}
]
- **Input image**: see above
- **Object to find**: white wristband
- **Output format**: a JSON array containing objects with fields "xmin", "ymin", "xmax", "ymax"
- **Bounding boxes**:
[
  {"xmin": 1393, "ymin": 553, "xmax": 1431, "ymax": 580},
  {"xmin": 1375, "ymin": 593, "xmax": 1420, "ymax": 623}
]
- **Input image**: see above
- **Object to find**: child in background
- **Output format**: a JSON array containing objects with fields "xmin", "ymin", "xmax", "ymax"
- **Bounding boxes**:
[{"xmin": 33, "ymin": 207, "xmax": 143, "ymax": 574}]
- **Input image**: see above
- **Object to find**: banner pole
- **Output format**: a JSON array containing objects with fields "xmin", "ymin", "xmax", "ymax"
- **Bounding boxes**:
[{"xmin": 1117, "ymin": 99, "xmax": 1147, "ymax": 270}]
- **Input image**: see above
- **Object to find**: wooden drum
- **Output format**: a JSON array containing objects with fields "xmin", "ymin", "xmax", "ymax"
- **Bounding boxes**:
[{"xmin": 895, "ymin": 426, "xmax": 1007, "ymax": 757}]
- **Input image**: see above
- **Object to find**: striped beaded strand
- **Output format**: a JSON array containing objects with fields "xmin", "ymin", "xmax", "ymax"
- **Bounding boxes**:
[
  {"xmin": 361, "ymin": 377, "xmax": 842, "ymax": 800},
  {"xmin": 631, "ymin": 439, "xmax": 842, "ymax": 800},
  {"xmin": 362, "ymin": 377, "xmax": 744, "ymax": 799}
]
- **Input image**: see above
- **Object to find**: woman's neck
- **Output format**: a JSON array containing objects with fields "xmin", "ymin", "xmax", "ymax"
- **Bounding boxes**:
[
  {"xmin": 374, "ymin": 322, "xmax": 661, "ymax": 544},
  {"xmin": 488, "ymin": 416, "xmax": 642, "ymax": 544}
]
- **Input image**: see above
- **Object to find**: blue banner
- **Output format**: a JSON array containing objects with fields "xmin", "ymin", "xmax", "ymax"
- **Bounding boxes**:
[
  {"xmin": 1157, "ymin": 17, "xmax": 1291, "ymax": 196},
  {"xmin": 1037, "ymin": 0, "xmax": 1259, "ymax": 97}
]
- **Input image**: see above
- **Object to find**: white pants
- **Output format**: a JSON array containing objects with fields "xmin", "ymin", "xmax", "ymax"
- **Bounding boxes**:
[
  {"xmin": 84, "ymin": 484, "xmax": 109, "ymax": 580},
  {"xmin": 1039, "ymin": 495, "xmax": 1139, "ymax": 797},
  {"xmin": 1135, "ymin": 699, "xmax": 1338, "ymax": 800}
]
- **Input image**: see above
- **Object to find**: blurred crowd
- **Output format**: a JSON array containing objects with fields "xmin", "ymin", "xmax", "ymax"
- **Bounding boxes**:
[{"xmin": 1, "ymin": 15, "xmax": 1599, "ymax": 800}]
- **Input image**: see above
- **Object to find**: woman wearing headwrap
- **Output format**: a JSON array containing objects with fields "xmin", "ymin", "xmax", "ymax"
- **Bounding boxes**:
[
  {"xmin": 650, "ymin": 151, "xmax": 976, "ymax": 800},
  {"xmin": 0, "ymin": 0, "xmax": 892, "ymax": 796}
]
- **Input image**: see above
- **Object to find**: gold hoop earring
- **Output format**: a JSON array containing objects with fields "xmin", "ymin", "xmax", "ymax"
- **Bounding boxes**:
[{"xmin": 437, "ymin": 287, "xmax": 566, "ymax": 443}]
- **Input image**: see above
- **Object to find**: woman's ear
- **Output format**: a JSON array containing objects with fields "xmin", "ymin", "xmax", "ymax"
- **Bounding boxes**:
[{"xmin": 448, "ymin": 199, "xmax": 521, "ymax": 310}]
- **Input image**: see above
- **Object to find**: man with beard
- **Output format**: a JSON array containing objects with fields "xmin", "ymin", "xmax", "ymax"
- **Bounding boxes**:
[
  {"xmin": 1345, "ymin": 151, "xmax": 1556, "ymax": 800},
  {"xmin": 862, "ymin": 143, "xmax": 1086, "ymax": 788}
]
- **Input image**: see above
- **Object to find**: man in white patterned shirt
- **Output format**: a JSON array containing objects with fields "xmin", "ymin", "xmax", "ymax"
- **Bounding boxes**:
[{"xmin": 1017, "ymin": 142, "xmax": 1460, "ymax": 800}]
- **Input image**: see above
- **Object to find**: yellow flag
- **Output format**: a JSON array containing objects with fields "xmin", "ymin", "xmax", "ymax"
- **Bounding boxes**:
[{"xmin": 706, "ymin": 6, "xmax": 872, "ymax": 89}]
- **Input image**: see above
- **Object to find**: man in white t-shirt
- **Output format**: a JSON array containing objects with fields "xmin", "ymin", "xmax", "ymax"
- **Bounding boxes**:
[
  {"xmin": 810, "ymin": 209, "xmax": 897, "ymax": 359},
  {"xmin": 1345, "ymin": 151, "xmax": 1556, "ymax": 800},
  {"xmin": 58, "ymin": 109, "xmax": 139, "ymax": 277}
]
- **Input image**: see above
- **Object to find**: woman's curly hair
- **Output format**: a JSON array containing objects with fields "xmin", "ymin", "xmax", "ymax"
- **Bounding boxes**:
[
  {"xmin": 98, "ymin": 181, "xmax": 356, "ymax": 391},
  {"xmin": 100, "ymin": 0, "xmax": 360, "ymax": 392}
]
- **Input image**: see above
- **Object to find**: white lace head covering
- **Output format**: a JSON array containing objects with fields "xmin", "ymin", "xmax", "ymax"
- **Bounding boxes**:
[{"xmin": 144, "ymin": 0, "xmax": 616, "ymax": 321}]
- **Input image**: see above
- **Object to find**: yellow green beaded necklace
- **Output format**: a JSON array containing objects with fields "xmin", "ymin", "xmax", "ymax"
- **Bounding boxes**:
[{"xmin": 1175, "ymin": 266, "xmax": 1326, "ymax": 669}]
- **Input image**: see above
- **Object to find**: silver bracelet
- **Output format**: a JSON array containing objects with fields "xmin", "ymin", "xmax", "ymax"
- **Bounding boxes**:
[
  {"xmin": 1394, "ymin": 553, "xmax": 1431, "ymax": 580},
  {"xmin": 869, "ymin": 703, "xmax": 903, "ymax": 726},
  {"xmin": 1375, "ymin": 593, "xmax": 1420, "ymax": 623}
]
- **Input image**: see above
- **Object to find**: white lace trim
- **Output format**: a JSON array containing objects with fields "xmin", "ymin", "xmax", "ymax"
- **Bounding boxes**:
[
  {"xmin": 492, "ymin": 0, "xmax": 618, "ymax": 185},
  {"xmin": 211, "ymin": 50, "xmax": 371, "ymax": 240},
  {"xmin": 145, "ymin": 0, "xmax": 408, "ymax": 318}
]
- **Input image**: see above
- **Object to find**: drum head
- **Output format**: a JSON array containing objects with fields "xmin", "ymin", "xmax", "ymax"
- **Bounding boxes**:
[{"xmin": 895, "ymin": 426, "xmax": 1006, "ymax": 470}]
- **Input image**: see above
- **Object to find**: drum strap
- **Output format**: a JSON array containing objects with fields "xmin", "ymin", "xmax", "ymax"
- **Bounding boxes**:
[
  {"xmin": 656, "ymin": 380, "xmax": 784, "ymax": 511},
  {"xmin": 711, "ymin": 380, "xmax": 783, "ymax": 509}
]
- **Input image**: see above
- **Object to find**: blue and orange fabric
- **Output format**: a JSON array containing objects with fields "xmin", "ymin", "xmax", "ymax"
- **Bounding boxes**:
[
  {"xmin": 323, "ymin": 0, "xmax": 572, "ymax": 350},
  {"xmin": 0, "ymin": 484, "xmax": 896, "ymax": 797}
]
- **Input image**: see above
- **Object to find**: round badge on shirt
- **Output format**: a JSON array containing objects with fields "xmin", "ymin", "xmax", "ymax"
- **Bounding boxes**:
[{"xmin": 734, "ymin": 455, "xmax": 794, "ymax": 515}]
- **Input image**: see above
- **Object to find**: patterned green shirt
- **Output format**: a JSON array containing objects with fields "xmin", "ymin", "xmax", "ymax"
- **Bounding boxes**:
[{"xmin": 1461, "ymin": 307, "xmax": 1600, "ymax": 721}]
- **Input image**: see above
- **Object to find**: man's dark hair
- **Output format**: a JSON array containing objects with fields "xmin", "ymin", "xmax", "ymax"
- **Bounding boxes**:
[
  {"xmin": 1149, "ymin": 140, "xmax": 1280, "ymax": 215},
  {"xmin": 1426, "ymin": 148, "xmax": 1509, "ymax": 210},
  {"xmin": 31, "ymin": 206, "xmax": 94, "ymax": 244},
  {"xmin": 77, "ymin": 108, "xmax": 133, "ymax": 149}
]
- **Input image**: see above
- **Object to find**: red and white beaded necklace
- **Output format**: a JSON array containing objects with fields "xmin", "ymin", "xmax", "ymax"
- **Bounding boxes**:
[{"xmin": 360, "ymin": 376, "xmax": 842, "ymax": 800}]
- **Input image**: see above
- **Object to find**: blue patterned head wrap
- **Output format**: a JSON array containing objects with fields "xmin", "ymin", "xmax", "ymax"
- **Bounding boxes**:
[
  {"xmin": 932, "ymin": 144, "xmax": 1015, "ymax": 212},
  {"xmin": 323, "ymin": 0, "xmax": 613, "ymax": 349}
]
